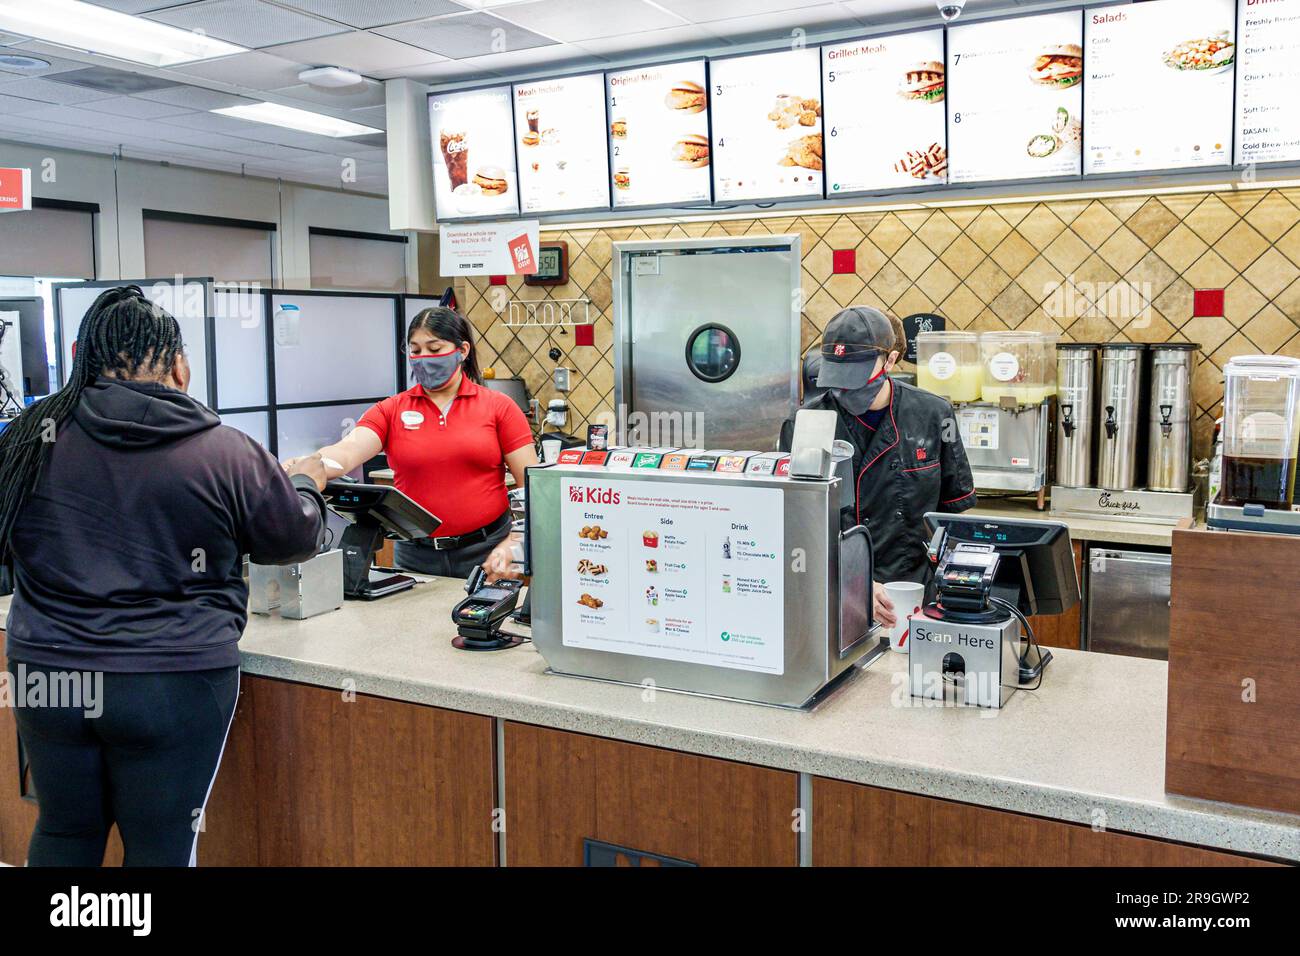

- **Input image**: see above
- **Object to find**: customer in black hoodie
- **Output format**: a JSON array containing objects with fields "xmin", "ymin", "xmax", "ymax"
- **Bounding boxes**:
[{"xmin": 0, "ymin": 286, "xmax": 328, "ymax": 866}]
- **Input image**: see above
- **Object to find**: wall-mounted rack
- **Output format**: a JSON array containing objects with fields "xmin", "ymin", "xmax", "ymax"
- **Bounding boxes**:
[{"xmin": 505, "ymin": 297, "xmax": 592, "ymax": 328}]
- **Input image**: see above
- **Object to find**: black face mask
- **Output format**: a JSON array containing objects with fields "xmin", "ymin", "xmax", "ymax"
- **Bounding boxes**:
[{"xmin": 832, "ymin": 364, "xmax": 889, "ymax": 415}]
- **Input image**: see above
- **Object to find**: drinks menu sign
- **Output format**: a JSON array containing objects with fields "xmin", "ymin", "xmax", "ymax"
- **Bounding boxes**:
[
  {"xmin": 1085, "ymin": 0, "xmax": 1235, "ymax": 174},
  {"xmin": 947, "ymin": 10, "xmax": 1084, "ymax": 184},
  {"xmin": 560, "ymin": 476, "xmax": 785, "ymax": 675},
  {"xmin": 428, "ymin": 85, "xmax": 520, "ymax": 221},
  {"xmin": 514, "ymin": 72, "xmax": 612, "ymax": 215},
  {"xmin": 1235, "ymin": 0, "xmax": 1300, "ymax": 165},
  {"xmin": 606, "ymin": 59, "xmax": 712, "ymax": 209},
  {"xmin": 822, "ymin": 30, "xmax": 948, "ymax": 194}
]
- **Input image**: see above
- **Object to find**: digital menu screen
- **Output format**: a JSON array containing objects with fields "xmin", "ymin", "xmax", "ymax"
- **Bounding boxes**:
[
  {"xmin": 709, "ymin": 47, "xmax": 824, "ymax": 203},
  {"xmin": 823, "ymin": 29, "xmax": 948, "ymax": 194},
  {"xmin": 428, "ymin": 85, "xmax": 519, "ymax": 221},
  {"xmin": 946, "ymin": 10, "xmax": 1084, "ymax": 184},
  {"xmin": 606, "ymin": 60, "xmax": 711, "ymax": 209},
  {"xmin": 1236, "ymin": 0, "xmax": 1300, "ymax": 166},
  {"xmin": 1085, "ymin": 0, "xmax": 1235, "ymax": 174},
  {"xmin": 514, "ymin": 72, "xmax": 611, "ymax": 215}
]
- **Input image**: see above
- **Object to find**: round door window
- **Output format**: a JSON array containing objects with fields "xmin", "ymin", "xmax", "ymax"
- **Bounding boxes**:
[{"xmin": 685, "ymin": 324, "xmax": 741, "ymax": 383}]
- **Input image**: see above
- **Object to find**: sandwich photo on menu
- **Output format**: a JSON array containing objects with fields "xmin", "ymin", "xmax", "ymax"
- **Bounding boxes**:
[
  {"xmin": 606, "ymin": 62, "xmax": 711, "ymax": 208},
  {"xmin": 899, "ymin": 62, "xmax": 945, "ymax": 103},
  {"xmin": 1029, "ymin": 44, "xmax": 1083, "ymax": 88}
]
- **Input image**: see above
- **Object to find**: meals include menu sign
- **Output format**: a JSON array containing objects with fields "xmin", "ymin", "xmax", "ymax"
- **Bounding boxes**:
[
  {"xmin": 946, "ymin": 10, "xmax": 1084, "ymax": 184},
  {"xmin": 606, "ymin": 60, "xmax": 711, "ymax": 209},
  {"xmin": 1085, "ymin": 0, "xmax": 1235, "ymax": 174},
  {"xmin": 428, "ymin": 85, "xmax": 519, "ymax": 221},
  {"xmin": 822, "ymin": 29, "xmax": 948, "ymax": 193},
  {"xmin": 709, "ymin": 47, "xmax": 824, "ymax": 203},
  {"xmin": 1236, "ymin": 0, "xmax": 1300, "ymax": 165},
  {"xmin": 514, "ymin": 72, "xmax": 612, "ymax": 214},
  {"xmin": 560, "ymin": 476, "xmax": 785, "ymax": 675}
]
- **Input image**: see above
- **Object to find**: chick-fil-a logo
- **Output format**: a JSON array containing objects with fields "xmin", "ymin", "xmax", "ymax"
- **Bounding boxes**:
[{"xmin": 569, "ymin": 485, "xmax": 621, "ymax": 505}]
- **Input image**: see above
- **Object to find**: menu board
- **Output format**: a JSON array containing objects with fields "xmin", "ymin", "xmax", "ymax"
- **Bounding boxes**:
[
  {"xmin": 823, "ymin": 29, "xmax": 948, "ymax": 193},
  {"xmin": 514, "ymin": 72, "xmax": 611, "ymax": 214},
  {"xmin": 428, "ymin": 85, "xmax": 519, "ymax": 221},
  {"xmin": 606, "ymin": 60, "xmax": 712, "ymax": 209},
  {"xmin": 947, "ymin": 10, "xmax": 1084, "ymax": 184},
  {"xmin": 1236, "ymin": 0, "xmax": 1300, "ymax": 166},
  {"xmin": 560, "ymin": 476, "xmax": 785, "ymax": 675},
  {"xmin": 709, "ymin": 47, "xmax": 824, "ymax": 203},
  {"xmin": 1085, "ymin": 0, "xmax": 1235, "ymax": 174}
]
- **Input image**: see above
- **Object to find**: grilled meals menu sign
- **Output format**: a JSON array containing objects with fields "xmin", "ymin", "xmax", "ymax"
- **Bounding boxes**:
[
  {"xmin": 606, "ymin": 59, "xmax": 712, "ymax": 209},
  {"xmin": 514, "ymin": 71, "xmax": 612, "ymax": 214},
  {"xmin": 947, "ymin": 10, "xmax": 1084, "ymax": 184},
  {"xmin": 560, "ymin": 477, "xmax": 785, "ymax": 675},
  {"xmin": 428, "ymin": 84, "xmax": 520, "ymax": 221},
  {"xmin": 1235, "ymin": 0, "xmax": 1300, "ymax": 165},
  {"xmin": 709, "ymin": 46, "xmax": 824, "ymax": 203},
  {"xmin": 1084, "ymin": 0, "xmax": 1235, "ymax": 174},
  {"xmin": 823, "ymin": 29, "xmax": 948, "ymax": 193}
]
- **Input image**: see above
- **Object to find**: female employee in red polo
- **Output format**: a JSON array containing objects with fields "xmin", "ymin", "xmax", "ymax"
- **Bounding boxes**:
[{"xmin": 285, "ymin": 306, "xmax": 537, "ymax": 580}]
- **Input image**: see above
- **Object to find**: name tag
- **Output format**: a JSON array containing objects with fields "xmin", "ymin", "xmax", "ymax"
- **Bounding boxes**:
[{"xmin": 400, "ymin": 411, "xmax": 424, "ymax": 430}]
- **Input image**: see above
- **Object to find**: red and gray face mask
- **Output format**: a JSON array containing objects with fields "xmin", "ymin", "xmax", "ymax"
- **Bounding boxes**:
[
  {"xmin": 410, "ymin": 348, "xmax": 462, "ymax": 391},
  {"xmin": 830, "ymin": 362, "xmax": 888, "ymax": 415}
]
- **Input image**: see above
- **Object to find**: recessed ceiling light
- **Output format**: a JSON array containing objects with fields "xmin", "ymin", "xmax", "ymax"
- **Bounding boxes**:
[
  {"xmin": 0, "ymin": 0, "xmax": 246, "ymax": 67},
  {"xmin": 0, "ymin": 52, "xmax": 50, "ymax": 71},
  {"xmin": 212, "ymin": 102, "xmax": 382, "ymax": 139}
]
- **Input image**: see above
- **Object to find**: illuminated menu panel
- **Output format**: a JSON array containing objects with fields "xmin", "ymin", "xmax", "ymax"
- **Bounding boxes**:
[
  {"xmin": 1085, "ymin": 0, "xmax": 1235, "ymax": 174},
  {"xmin": 1236, "ymin": 0, "xmax": 1300, "ymax": 165},
  {"xmin": 606, "ymin": 60, "xmax": 711, "ymax": 209},
  {"xmin": 514, "ymin": 72, "xmax": 612, "ymax": 214},
  {"xmin": 428, "ymin": 85, "xmax": 520, "ymax": 221},
  {"xmin": 947, "ymin": 10, "xmax": 1084, "ymax": 184},
  {"xmin": 709, "ymin": 47, "xmax": 824, "ymax": 203},
  {"xmin": 823, "ymin": 29, "xmax": 948, "ymax": 194}
]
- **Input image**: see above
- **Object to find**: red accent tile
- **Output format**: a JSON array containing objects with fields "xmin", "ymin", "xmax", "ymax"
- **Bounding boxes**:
[
  {"xmin": 1193, "ymin": 289, "xmax": 1224, "ymax": 317},
  {"xmin": 832, "ymin": 249, "xmax": 856, "ymax": 274},
  {"xmin": 574, "ymin": 323, "xmax": 595, "ymax": 347},
  {"xmin": 489, "ymin": 275, "xmax": 507, "ymax": 286}
]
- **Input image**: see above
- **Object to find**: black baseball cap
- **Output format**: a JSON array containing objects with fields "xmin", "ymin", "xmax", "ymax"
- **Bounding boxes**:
[{"xmin": 816, "ymin": 306, "xmax": 898, "ymax": 389}]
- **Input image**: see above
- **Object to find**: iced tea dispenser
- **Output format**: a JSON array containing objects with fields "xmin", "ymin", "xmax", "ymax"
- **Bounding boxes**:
[{"xmin": 1220, "ymin": 356, "xmax": 1300, "ymax": 510}]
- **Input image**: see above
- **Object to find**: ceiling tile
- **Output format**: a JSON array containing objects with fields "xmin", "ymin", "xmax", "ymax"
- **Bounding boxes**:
[
  {"xmin": 402, "ymin": 42, "xmax": 599, "ymax": 80},
  {"xmin": 348, "ymin": 104, "xmax": 386, "ymax": 129},
  {"xmin": 265, "ymin": 31, "xmax": 446, "ymax": 74},
  {"xmin": 376, "ymin": 12, "xmax": 558, "ymax": 58},
  {"xmin": 0, "ymin": 43, "xmax": 111, "ymax": 76},
  {"xmin": 0, "ymin": 75, "xmax": 116, "ymax": 105},
  {"xmin": 0, "ymin": 92, "xmax": 51, "ymax": 116},
  {"xmin": 84, "ymin": 2, "xmax": 198, "ymax": 13},
  {"xmin": 276, "ymin": 0, "xmax": 466, "ymax": 29},
  {"xmin": 573, "ymin": 23, "xmax": 720, "ymax": 58},
  {"xmin": 172, "ymin": 51, "xmax": 309, "ymax": 90},
  {"xmin": 270, "ymin": 80, "xmax": 385, "ymax": 109},
  {"xmin": 136, "ymin": 85, "xmax": 258, "ymax": 110},
  {"xmin": 492, "ymin": 0, "xmax": 685, "ymax": 41},
  {"xmin": 712, "ymin": 3, "xmax": 859, "ymax": 41},
  {"xmin": 75, "ymin": 94, "xmax": 196, "ymax": 118},
  {"xmin": 147, "ymin": 0, "xmax": 348, "ymax": 48},
  {"xmin": 645, "ymin": 0, "xmax": 811, "ymax": 23}
]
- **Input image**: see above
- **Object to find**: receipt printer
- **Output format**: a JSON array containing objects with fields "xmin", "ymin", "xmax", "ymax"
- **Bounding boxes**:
[{"xmin": 249, "ymin": 549, "xmax": 344, "ymax": 621}]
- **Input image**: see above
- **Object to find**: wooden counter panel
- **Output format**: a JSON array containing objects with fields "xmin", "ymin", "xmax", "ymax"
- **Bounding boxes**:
[
  {"xmin": 504, "ymin": 721, "xmax": 798, "ymax": 866},
  {"xmin": 813, "ymin": 777, "xmax": 1280, "ymax": 866},
  {"xmin": 1167, "ymin": 528, "xmax": 1300, "ymax": 815},
  {"xmin": 200, "ymin": 674, "xmax": 496, "ymax": 866}
]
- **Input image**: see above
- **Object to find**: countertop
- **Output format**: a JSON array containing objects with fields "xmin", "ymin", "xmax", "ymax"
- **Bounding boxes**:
[
  {"xmin": 970, "ymin": 498, "xmax": 1177, "ymax": 548},
  {"xmin": 6, "ymin": 583, "xmax": 1293, "ymax": 860}
]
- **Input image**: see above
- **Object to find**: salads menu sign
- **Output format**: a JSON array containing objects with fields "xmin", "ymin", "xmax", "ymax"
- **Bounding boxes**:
[
  {"xmin": 1235, "ymin": 0, "xmax": 1300, "ymax": 165},
  {"xmin": 1084, "ymin": 0, "xmax": 1236, "ymax": 174},
  {"xmin": 946, "ymin": 10, "xmax": 1084, "ymax": 184}
]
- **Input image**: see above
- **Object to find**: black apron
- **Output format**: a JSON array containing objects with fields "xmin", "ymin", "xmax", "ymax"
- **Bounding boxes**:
[{"xmin": 780, "ymin": 381, "xmax": 977, "ymax": 583}]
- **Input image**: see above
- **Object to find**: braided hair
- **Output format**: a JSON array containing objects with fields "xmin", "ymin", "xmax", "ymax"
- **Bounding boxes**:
[{"xmin": 0, "ymin": 285, "xmax": 184, "ymax": 564}]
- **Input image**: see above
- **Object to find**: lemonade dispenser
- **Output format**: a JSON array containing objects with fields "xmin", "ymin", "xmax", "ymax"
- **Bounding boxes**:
[
  {"xmin": 916, "ymin": 331, "xmax": 981, "ymax": 402},
  {"xmin": 980, "ymin": 331, "xmax": 1058, "ymax": 404}
]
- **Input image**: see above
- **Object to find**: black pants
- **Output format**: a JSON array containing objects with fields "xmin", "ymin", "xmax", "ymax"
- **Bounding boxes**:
[
  {"xmin": 10, "ymin": 662, "xmax": 239, "ymax": 867},
  {"xmin": 393, "ymin": 512, "xmax": 511, "ymax": 579}
]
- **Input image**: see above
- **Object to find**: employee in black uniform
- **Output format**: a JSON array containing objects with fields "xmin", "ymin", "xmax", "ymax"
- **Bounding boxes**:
[{"xmin": 780, "ymin": 306, "xmax": 976, "ymax": 629}]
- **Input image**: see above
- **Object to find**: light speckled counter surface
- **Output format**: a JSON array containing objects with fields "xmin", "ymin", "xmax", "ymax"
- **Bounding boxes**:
[
  {"xmin": 221, "ymin": 578, "xmax": 1298, "ymax": 862},
  {"xmin": 970, "ymin": 498, "xmax": 1177, "ymax": 548}
]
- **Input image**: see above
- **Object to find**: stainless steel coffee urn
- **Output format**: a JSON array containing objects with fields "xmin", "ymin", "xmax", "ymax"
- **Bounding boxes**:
[
  {"xmin": 1096, "ymin": 343, "xmax": 1146, "ymax": 491},
  {"xmin": 1146, "ymin": 343, "xmax": 1198, "ymax": 492},
  {"xmin": 1056, "ymin": 343, "xmax": 1098, "ymax": 487}
]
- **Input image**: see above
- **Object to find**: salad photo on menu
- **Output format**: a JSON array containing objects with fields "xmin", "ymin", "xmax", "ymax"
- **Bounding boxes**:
[
  {"xmin": 427, "ymin": 84, "xmax": 520, "ymax": 220},
  {"xmin": 947, "ymin": 10, "xmax": 1084, "ymax": 184},
  {"xmin": 709, "ymin": 46, "xmax": 824, "ymax": 202}
]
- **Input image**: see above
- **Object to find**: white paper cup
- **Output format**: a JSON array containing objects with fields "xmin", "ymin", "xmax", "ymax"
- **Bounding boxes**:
[{"xmin": 883, "ymin": 581, "xmax": 925, "ymax": 653}]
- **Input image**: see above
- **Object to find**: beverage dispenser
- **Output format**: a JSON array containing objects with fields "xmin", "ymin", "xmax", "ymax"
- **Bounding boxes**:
[
  {"xmin": 1096, "ymin": 344, "xmax": 1146, "ymax": 491},
  {"xmin": 1146, "ymin": 344, "xmax": 1198, "ymax": 493},
  {"xmin": 1055, "ymin": 343, "xmax": 1097, "ymax": 488},
  {"xmin": 1219, "ymin": 356, "xmax": 1300, "ymax": 509},
  {"xmin": 916, "ymin": 331, "xmax": 981, "ymax": 402}
]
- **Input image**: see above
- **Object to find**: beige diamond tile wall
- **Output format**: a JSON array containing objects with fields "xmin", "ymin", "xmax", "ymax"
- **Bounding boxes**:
[{"xmin": 457, "ymin": 188, "xmax": 1300, "ymax": 459}]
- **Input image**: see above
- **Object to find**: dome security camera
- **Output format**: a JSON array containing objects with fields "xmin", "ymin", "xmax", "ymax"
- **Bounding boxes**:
[{"xmin": 937, "ymin": 0, "xmax": 966, "ymax": 22}]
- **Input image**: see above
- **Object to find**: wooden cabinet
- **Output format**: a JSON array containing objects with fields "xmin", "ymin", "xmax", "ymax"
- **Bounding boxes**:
[
  {"xmin": 1026, "ymin": 540, "xmax": 1084, "ymax": 650},
  {"xmin": 200, "ymin": 675, "xmax": 497, "ymax": 866},
  {"xmin": 503, "ymin": 722, "xmax": 798, "ymax": 866},
  {"xmin": 812, "ymin": 777, "xmax": 1279, "ymax": 866}
]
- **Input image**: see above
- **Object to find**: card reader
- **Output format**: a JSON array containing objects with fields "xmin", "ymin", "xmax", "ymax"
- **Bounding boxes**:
[{"xmin": 451, "ymin": 567, "xmax": 527, "ymax": 651}]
